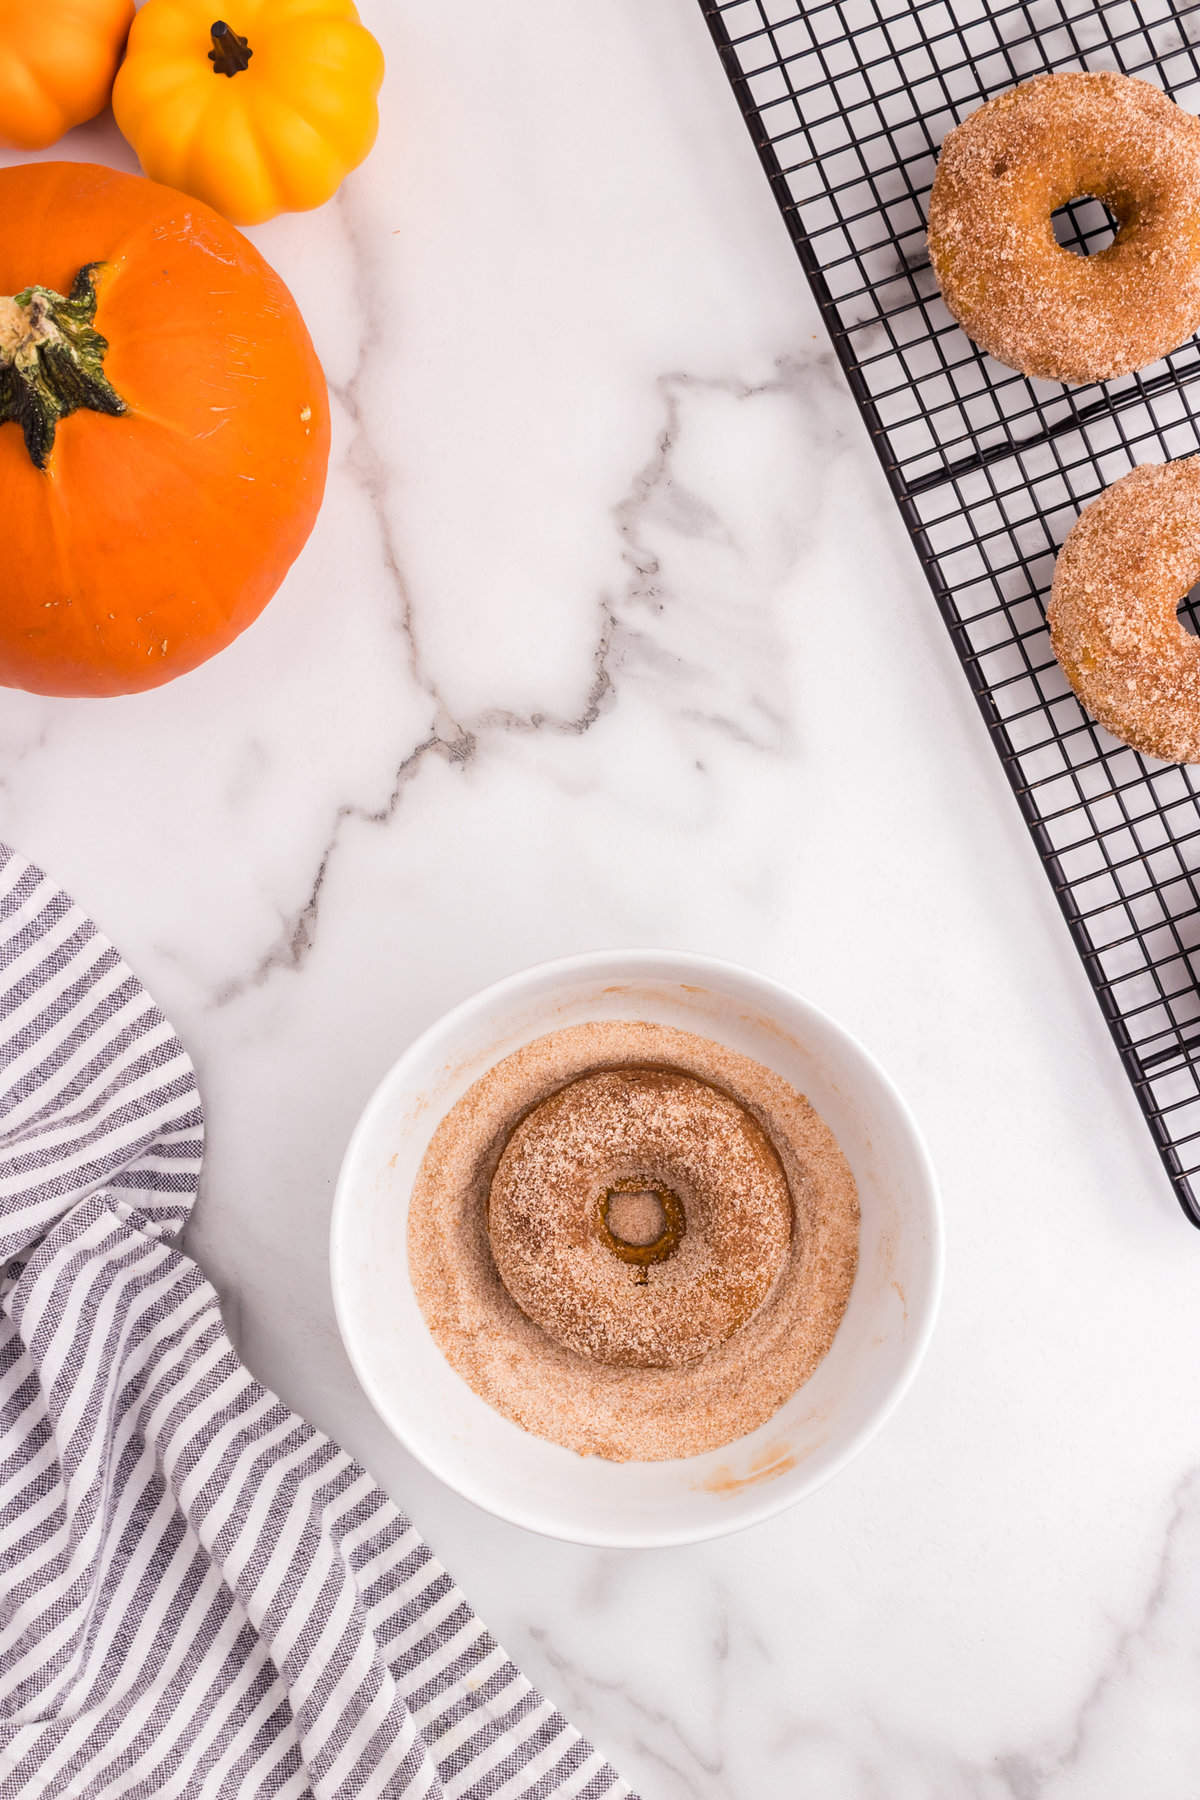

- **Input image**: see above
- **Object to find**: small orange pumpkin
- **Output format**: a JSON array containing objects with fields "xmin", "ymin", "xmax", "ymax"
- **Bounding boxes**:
[
  {"xmin": 0, "ymin": 0, "xmax": 135, "ymax": 149},
  {"xmin": 113, "ymin": 0, "xmax": 384, "ymax": 225},
  {"xmin": 0, "ymin": 161, "xmax": 330, "ymax": 697}
]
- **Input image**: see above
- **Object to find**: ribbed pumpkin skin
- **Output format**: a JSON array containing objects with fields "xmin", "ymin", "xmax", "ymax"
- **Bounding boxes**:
[
  {"xmin": 0, "ymin": 162, "xmax": 330, "ymax": 697},
  {"xmin": 112, "ymin": 0, "xmax": 384, "ymax": 225},
  {"xmin": 0, "ymin": 0, "xmax": 134, "ymax": 149}
]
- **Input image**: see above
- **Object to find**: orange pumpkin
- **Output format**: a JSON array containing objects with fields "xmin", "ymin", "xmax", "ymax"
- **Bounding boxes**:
[
  {"xmin": 0, "ymin": 162, "xmax": 329, "ymax": 696},
  {"xmin": 0, "ymin": 0, "xmax": 135, "ymax": 149}
]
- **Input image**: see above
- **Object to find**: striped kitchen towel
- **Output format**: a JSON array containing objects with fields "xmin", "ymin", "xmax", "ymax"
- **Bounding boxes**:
[{"xmin": 0, "ymin": 847, "xmax": 632, "ymax": 1800}]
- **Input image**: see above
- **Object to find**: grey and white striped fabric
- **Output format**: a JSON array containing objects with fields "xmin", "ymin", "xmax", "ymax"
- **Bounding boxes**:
[{"xmin": 0, "ymin": 847, "xmax": 632, "ymax": 1800}]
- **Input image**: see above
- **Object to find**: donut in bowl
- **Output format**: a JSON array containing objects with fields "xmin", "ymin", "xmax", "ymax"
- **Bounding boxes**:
[{"xmin": 488, "ymin": 1067, "xmax": 792, "ymax": 1369}]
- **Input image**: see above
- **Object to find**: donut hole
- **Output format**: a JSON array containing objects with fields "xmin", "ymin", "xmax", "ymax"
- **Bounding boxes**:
[
  {"xmin": 1051, "ymin": 195, "xmax": 1120, "ymax": 257},
  {"xmin": 597, "ymin": 1178, "xmax": 685, "ymax": 1267},
  {"xmin": 606, "ymin": 1187, "xmax": 667, "ymax": 1247},
  {"xmin": 1177, "ymin": 586, "xmax": 1200, "ymax": 637}
]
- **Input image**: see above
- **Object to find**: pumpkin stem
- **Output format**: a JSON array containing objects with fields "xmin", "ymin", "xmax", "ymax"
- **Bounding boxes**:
[
  {"xmin": 209, "ymin": 20, "xmax": 253, "ymax": 75},
  {"xmin": 0, "ymin": 265, "xmax": 126, "ymax": 472}
]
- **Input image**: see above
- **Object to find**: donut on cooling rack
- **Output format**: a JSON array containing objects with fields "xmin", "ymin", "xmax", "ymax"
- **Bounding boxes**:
[
  {"xmin": 487, "ymin": 1066, "xmax": 793, "ymax": 1369},
  {"xmin": 1048, "ymin": 458, "xmax": 1200, "ymax": 763},
  {"xmin": 927, "ymin": 71, "xmax": 1200, "ymax": 384}
]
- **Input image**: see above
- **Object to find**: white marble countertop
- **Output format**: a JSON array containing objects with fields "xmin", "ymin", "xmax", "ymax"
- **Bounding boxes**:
[{"xmin": 6, "ymin": 2, "xmax": 1200, "ymax": 1794}]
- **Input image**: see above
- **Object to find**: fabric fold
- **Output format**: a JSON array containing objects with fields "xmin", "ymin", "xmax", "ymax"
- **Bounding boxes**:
[{"xmin": 0, "ymin": 846, "xmax": 631, "ymax": 1800}]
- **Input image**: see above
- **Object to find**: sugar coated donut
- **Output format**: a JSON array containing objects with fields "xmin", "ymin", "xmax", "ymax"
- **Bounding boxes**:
[
  {"xmin": 1049, "ymin": 458, "xmax": 1200, "ymax": 763},
  {"xmin": 927, "ymin": 72, "xmax": 1200, "ymax": 384},
  {"xmin": 487, "ymin": 1067, "xmax": 792, "ymax": 1369}
]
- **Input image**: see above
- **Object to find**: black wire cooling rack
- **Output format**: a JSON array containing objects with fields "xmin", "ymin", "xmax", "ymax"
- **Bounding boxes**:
[{"xmin": 698, "ymin": 0, "xmax": 1200, "ymax": 1225}]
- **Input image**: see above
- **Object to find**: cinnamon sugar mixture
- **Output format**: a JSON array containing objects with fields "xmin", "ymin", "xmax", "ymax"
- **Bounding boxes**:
[
  {"xmin": 1048, "ymin": 457, "xmax": 1200, "ymax": 764},
  {"xmin": 489, "ymin": 1067, "xmax": 792, "ymax": 1371},
  {"xmin": 407, "ymin": 1020, "xmax": 859, "ymax": 1461},
  {"xmin": 927, "ymin": 72, "xmax": 1200, "ymax": 385}
]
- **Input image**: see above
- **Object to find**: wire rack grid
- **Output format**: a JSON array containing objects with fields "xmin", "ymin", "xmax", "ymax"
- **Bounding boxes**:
[{"xmin": 698, "ymin": 0, "xmax": 1200, "ymax": 1224}]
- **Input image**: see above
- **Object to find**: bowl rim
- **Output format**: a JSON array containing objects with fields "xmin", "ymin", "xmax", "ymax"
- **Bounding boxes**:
[{"xmin": 330, "ymin": 949, "xmax": 944, "ymax": 1546}]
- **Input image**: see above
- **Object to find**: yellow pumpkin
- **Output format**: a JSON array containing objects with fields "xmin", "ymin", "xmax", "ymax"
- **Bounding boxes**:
[
  {"xmin": 112, "ymin": 0, "xmax": 384, "ymax": 225},
  {"xmin": 0, "ymin": 0, "xmax": 134, "ymax": 149}
]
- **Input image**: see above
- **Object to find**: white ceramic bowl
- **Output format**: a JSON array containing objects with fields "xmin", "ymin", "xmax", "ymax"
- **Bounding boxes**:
[{"xmin": 331, "ymin": 952, "xmax": 942, "ymax": 1547}]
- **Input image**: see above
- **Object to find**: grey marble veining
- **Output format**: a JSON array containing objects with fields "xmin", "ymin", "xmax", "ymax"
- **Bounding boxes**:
[{"xmin": 3, "ymin": 1, "xmax": 1200, "ymax": 1794}]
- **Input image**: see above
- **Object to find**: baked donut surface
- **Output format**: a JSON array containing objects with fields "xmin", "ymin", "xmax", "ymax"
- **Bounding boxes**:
[
  {"xmin": 488, "ymin": 1067, "xmax": 792, "ymax": 1369},
  {"xmin": 1049, "ymin": 458, "xmax": 1200, "ymax": 763},
  {"xmin": 927, "ymin": 72, "xmax": 1200, "ymax": 384}
]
